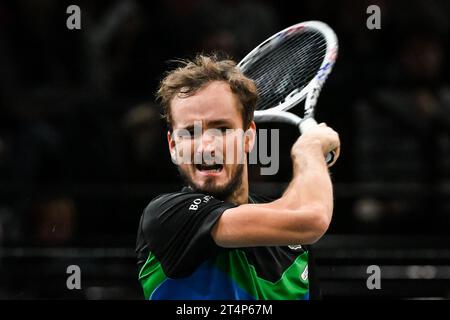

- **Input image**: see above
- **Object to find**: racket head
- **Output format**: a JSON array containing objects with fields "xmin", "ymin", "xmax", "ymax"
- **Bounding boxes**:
[{"xmin": 238, "ymin": 21, "xmax": 338, "ymax": 119}]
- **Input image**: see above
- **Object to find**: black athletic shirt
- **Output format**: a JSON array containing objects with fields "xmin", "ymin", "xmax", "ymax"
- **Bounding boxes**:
[{"xmin": 136, "ymin": 187, "xmax": 309, "ymax": 300}]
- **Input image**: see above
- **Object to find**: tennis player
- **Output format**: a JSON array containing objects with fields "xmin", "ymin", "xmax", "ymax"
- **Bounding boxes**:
[{"xmin": 136, "ymin": 55, "xmax": 340, "ymax": 300}]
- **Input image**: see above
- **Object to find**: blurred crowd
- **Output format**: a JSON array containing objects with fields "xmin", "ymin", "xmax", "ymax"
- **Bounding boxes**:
[{"xmin": 0, "ymin": 0, "xmax": 449, "ymax": 247}]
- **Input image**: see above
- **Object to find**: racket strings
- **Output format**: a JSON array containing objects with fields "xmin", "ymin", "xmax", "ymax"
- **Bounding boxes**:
[
  {"xmin": 243, "ymin": 30, "xmax": 327, "ymax": 111},
  {"xmin": 263, "ymin": 32, "xmax": 324, "ymax": 109},
  {"xmin": 255, "ymin": 31, "xmax": 325, "ymax": 105}
]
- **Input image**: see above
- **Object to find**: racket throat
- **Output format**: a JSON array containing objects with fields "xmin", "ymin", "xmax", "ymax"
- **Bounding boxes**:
[{"xmin": 304, "ymin": 83, "xmax": 321, "ymax": 119}]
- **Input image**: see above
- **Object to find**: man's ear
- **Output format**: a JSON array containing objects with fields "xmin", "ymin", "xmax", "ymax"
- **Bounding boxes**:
[
  {"xmin": 245, "ymin": 121, "xmax": 257, "ymax": 153},
  {"xmin": 167, "ymin": 130, "xmax": 178, "ymax": 164}
]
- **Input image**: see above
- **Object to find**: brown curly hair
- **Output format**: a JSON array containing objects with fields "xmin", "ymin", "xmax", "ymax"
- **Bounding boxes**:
[{"xmin": 157, "ymin": 54, "xmax": 258, "ymax": 130}]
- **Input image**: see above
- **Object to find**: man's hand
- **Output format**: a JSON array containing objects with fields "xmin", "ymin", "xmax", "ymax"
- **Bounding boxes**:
[{"xmin": 291, "ymin": 123, "xmax": 340, "ymax": 167}]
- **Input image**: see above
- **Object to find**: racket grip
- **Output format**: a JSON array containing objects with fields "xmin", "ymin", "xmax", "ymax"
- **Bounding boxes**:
[
  {"xmin": 299, "ymin": 118, "xmax": 335, "ymax": 165},
  {"xmin": 298, "ymin": 118, "xmax": 318, "ymax": 134}
]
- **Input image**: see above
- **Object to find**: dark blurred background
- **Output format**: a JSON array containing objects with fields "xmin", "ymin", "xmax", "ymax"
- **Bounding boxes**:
[{"xmin": 0, "ymin": 0, "xmax": 449, "ymax": 299}]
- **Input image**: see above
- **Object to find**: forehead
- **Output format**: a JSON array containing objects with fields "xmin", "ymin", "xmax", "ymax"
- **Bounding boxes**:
[{"xmin": 170, "ymin": 81, "xmax": 243, "ymax": 128}]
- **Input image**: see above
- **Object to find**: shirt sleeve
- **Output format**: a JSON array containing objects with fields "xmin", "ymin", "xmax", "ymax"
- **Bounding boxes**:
[{"xmin": 140, "ymin": 191, "xmax": 237, "ymax": 278}]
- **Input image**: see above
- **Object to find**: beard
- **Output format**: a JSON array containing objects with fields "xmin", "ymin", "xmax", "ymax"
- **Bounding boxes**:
[{"xmin": 177, "ymin": 164, "xmax": 244, "ymax": 201}]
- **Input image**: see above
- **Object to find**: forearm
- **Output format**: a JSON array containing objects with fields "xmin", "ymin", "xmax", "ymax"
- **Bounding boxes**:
[
  {"xmin": 213, "ymin": 126, "xmax": 339, "ymax": 248},
  {"xmin": 275, "ymin": 141, "xmax": 334, "ymax": 223}
]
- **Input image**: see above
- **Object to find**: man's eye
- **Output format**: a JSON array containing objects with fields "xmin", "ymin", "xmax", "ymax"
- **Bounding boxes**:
[
  {"xmin": 174, "ymin": 131, "xmax": 192, "ymax": 139},
  {"xmin": 218, "ymin": 127, "xmax": 229, "ymax": 133},
  {"xmin": 207, "ymin": 127, "xmax": 229, "ymax": 137}
]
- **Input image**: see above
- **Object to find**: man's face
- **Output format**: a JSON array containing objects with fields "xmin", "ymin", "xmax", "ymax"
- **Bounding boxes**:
[{"xmin": 168, "ymin": 81, "xmax": 255, "ymax": 199}]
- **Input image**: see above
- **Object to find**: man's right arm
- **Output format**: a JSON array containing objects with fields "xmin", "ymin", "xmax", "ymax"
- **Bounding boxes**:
[{"xmin": 212, "ymin": 123, "xmax": 340, "ymax": 248}]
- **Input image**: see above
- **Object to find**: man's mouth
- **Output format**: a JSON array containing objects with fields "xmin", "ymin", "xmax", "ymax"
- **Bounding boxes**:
[{"xmin": 195, "ymin": 163, "xmax": 223, "ymax": 173}]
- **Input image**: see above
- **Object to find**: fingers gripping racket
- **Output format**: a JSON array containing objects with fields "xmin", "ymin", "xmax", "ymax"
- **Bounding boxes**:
[{"xmin": 238, "ymin": 21, "xmax": 338, "ymax": 164}]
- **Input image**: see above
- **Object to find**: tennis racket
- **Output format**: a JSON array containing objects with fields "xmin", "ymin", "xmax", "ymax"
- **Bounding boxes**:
[{"xmin": 238, "ymin": 20, "xmax": 338, "ymax": 164}]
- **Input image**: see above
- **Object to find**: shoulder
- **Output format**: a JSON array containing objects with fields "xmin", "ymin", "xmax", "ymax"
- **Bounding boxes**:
[
  {"xmin": 143, "ymin": 191, "xmax": 221, "ymax": 216},
  {"xmin": 142, "ymin": 191, "xmax": 194, "ymax": 224},
  {"xmin": 141, "ymin": 191, "xmax": 235, "ymax": 230},
  {"xmin": 144, "ymin": 191, "xmax": 190, "ymax": 213}
]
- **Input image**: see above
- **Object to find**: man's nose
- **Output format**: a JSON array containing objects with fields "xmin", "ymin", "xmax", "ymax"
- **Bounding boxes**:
[{"xmin": 196, "ymin": 131, "xmax": 216, "ymax": 154}]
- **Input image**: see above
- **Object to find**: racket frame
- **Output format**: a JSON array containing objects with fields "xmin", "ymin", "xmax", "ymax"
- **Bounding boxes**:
[{"xmin": 238, "ymin": 21, "xmax": 338, "ymax": 134}]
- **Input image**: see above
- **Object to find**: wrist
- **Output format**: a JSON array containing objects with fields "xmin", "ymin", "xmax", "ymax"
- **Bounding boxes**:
[
  {"xmin": 291, "ymin": 140, "xmax": 326, "ymax": 172},
  {"xmin": 292, "ymin": 139, "xmax": 323, "ymax": 159}
]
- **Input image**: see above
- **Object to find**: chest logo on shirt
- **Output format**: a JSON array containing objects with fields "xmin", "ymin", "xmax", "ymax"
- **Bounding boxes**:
[
  {"xmin": 288, "ymin": 244, "xmax": 303, "ymax": 251},
  {"xmin": 188, "ymin": 195, "xmax": 214, "ymax": 211},
  {"xmin": 301, "ymin": 265, "xmax": 308, "ymax": 281}
]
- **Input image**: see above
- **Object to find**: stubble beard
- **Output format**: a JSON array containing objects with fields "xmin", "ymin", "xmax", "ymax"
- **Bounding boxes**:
[{"xmin": 178, "ymin": 164, "xmax": 244, "ymax": 201}]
